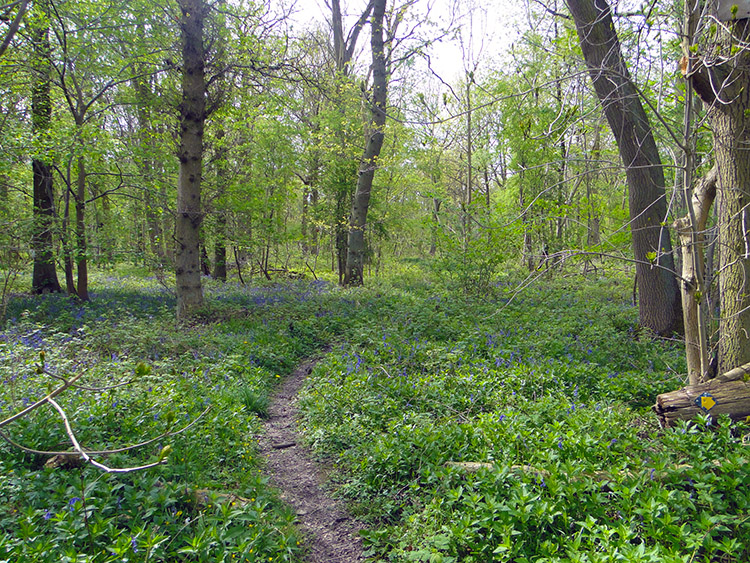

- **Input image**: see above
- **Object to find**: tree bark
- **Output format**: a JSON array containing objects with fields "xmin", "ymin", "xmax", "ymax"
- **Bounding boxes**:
[
  {"xmin": 213, "ymin": 211, "xmax": 227, "ymax": 281},
  {"xmin": 0, "ymin": 0, "xmax": 29, "ymax": 58},
  {"xmin": 711, "ymin": 21, "xmax": 750, "ymax": 374},
  {"xmin": 175, "ymin": 0, "xmax": 206, "ymax": 319},
  {"xmin": 519, "ymin": 163, "xmax": 534, "ymax": 271},
  {"xmin": 343, "ymin": 0, "xmax": 387, "ymax": 287},
  {"xmin": 689, "ymin": 19, "xmax": 750, "ymax": 374},
  {"xmin": 60, "ymin": 173, "xmax": 76, "ymax": 295},
  {"xmin": 74, "ymin": 154, "xmax": 89, "ymax": 300},
  {"xmin": 133, "ymin": 70, "xmax": 166, "ymax": 267},
  {"xmin": 673, "ymin": 168, "xmax": 717, "ymax": 384},
  {"xmin": 429, "ymin": 197, "xmax": 441, "ymax": 256},
  {"xmin": 30, "ymin": 0, "xmax": 61, "ymax": 295},
  {"xmin": 566, "ymin": 0, "xmax": 682, "ymax": 336},
  {"xmin": 329, "ymin": 0, "xmax": 375, "ymax": 284}
]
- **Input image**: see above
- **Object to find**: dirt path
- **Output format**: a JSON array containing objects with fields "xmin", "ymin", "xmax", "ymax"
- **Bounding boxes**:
[{"xmin": 258, "ymin": 354, "xmax": 366, "ymax": 563}]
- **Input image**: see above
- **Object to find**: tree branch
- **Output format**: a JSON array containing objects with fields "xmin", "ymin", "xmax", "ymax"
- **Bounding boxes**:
[
  {"xmin": 0, "ymin": 406, "xmax": 211, "ymax": 457},
  {"xmin": 0, "ymin": 0, "xmax": 28, "ymax": 58},
  {"xmin": 48, "ymin": 397, "xmax": 168, "ymax": 473}
]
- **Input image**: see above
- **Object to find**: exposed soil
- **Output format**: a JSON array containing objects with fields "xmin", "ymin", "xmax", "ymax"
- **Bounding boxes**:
[{"xmin": 258, "ymin": 354, "xmax": 366, "ymax": 563}]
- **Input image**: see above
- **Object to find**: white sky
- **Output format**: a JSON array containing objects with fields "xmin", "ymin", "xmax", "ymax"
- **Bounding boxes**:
[{"xmin": 276, "ymin": 0, "xmax": 525, "ymax": 81}]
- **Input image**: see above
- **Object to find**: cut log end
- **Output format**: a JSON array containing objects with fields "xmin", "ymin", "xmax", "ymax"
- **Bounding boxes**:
[{"xmin": 654, "ymin": 377, "xmax": 750, "ymax": 428}]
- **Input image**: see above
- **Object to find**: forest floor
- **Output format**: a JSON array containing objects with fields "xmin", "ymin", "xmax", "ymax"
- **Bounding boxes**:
[
  {"xmin": 258, "ymin": 353, "xmax": 365, "ymax": 563},
  {"xmin": 4, "ymin": 270, "xmax": 749, "ymax": 562}
]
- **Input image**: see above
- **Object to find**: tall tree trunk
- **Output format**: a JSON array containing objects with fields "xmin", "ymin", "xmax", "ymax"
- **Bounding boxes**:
[
  {"xmin": 61, "ymin": 177, "xmax": 77, "ymax": 295},
  {"xmin": 175, "ymin": 0, "xmax": 206, "ymax": 319},
  {"xmin": 161, "ymin": 178, "xmax": 174, "ymax": 264},
  {"xmin": 213, "ymin": 126, "xmax": 228, "ymax": 282},
  {"xmin": 674, "ymin": 169, "xmax": 716, "ymax": 383},
  {"xmin": 329, "ymin": 0, "xmax": 374, "ymax": 284},
  {"xmin": 133, "ymin": 71, "xmax": 166, "ymax": 267},
  {"xmin": 707, "ymin": 21, "xmax": 750, "ymax": 373},
  {"xmin": 688, "ymin": 19, "xmax": 750, "ymax": 374},
  {"xmin": 466, "ymin": 75, "xmax": 473, "ymax": 209},
  {"xmin": 30, "ymin": 0, "xmax": 61, "ymax": 295},
  {"xmin": 429, "ymin": 197, "xmax": 441, "ymax": 256},
  {"xmin": 566, "ymin": 0, "xmax": 682, "ymax": 336},
  {"xmin": 343, "ymin": 0, "xmax": 387, "ymax": 287},
  {"xmin": 586, "ymin": 116, "xmax": 603, "ymax": 247},
  {"xmin": 200, "ymin": 241, "xmax": 211, "ymax": 276},
  {"xmin": 300, "ymin": 151, "xmax": 321, "ymax": 257},
  {"xmin": 519, "ymin": 163, "xmax": 534, "ymax": 271},
  {"xmin": 144, "ymin": 186, "xmax": 164, "ymax": 264},
  {"xmin": 301, "ymin": 185, "xmax": 310, "ymax": 255},
  {"xmin": 336, "ymin": 186, "xmax": 349, "ymax": 284},
  {"xmin": 75, "ymin": 154, "xmax": 89, "ymax": 300}
]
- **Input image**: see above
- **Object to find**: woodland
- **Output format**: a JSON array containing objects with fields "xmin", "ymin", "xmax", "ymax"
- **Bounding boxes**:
[{"xmin": 1, "ymin": 0, "xmax": 750, "ymax": 561}]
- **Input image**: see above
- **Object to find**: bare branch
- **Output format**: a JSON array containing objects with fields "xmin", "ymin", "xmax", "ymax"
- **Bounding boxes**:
[
  {"xmin": 47, "ymin": 397, "xmax": 169, "ymax": 474},
  {"xmin": 0, "ymin": 406, "xmax": 211, "ymax": 457},
  {"xmin": 0, "ymin": 371, "xmax": 85, "ymax": 429},
  {"xmin": 0, "ymin": 0, "xmax": 28, "ymax": 57}
]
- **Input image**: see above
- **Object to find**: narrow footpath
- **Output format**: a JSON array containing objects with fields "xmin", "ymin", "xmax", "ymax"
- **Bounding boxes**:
[{"xmin": 258, "ymin": 354, "xmax": 365, "ymax": 563}]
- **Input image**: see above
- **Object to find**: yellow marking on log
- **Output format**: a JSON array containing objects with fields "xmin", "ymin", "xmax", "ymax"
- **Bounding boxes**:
[{"xmin": 701, "ymin": 394, "xmax": 716, "ymax": 411}]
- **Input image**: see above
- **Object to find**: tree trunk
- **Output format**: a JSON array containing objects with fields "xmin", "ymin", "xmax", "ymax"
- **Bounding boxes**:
[
  {"xmin": 429, "ymin": 197, "xmax": 441, "ymax": 256},
  {"xmin": 30, "ymin": 0, "xmax": 61, "ymax": 295},
  {"xmin": 74, "ymin": 155, "xmax": 89, "ymax": 300},
  {"xmin": 309, "ymin": 187, "xmax": 319, "ymax": 256},
  {"xmin": 200, "ymin": 241, "xmax": 211, "ymax": 276},
  {"xmin": 60, "ymin": 169, "xmax": 77, "ymax": 295},
  {"xmin": 343, "ymin": 0, "xmax": 387, "ymax": 287},
  {"xmin": 329, "ymin": 0, "xmax": 375, "ymax": 285},
  {"xmin": 213, "ymin": 211, "xmax": 227, "ymax": 281},
  {"xmin": 711, "ymin": 22, "xmax": 750, "ymax": 374},
  {"xmin": 519, "ymin": 164, "xmax": 534, "ymax": 271},
  {"xmin": 133, "ymin": 72, "xmax": 166, "ymax": 267},
  {"xmin": 586, "ymin": 117, "xmax": 603, "ymax": 248},
  {"xmin": 175, "ymin": 0, "xmax": 206, "ymax": 320},
  {"xmin": 335, "ymin": 190, "xmax": 349, "ymax": 284},
  {"xmin": 31, "ymin": 159, "xmax": 61, "ymax": 294},
  {"xmin": 566, "ymin": 0, "xmax": 682, "ymax": 336},
  {"xmin": 144, "ymin": 186, "xmax": 164, "ymax": 264},
  {"xmin": 689, "ymin": 19, "xmax": 750, "ymax": 374},
  {"xmin": 301, "ymin": 185, "xmax": 310, "ymax": 255},
  {"xmin": 673, "ymin": 168, "xmax": 717, "ymax": 383}
]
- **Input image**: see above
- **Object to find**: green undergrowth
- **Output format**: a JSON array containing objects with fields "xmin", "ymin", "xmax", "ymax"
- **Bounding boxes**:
[
  {"xmin": 297, "ymin": 273, "xmax": 750, "ymax": 562},
  {"xmin": 0, "ymin": 270, "xmax": 372, "ymax": 562},
  {"xmin": 3, "ymin": 266, "xmax": 749, "ymax": 562}
]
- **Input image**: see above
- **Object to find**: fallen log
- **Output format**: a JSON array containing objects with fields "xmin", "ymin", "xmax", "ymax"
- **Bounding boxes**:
[
  {"xmin": 446, "ymin": 459, "xmax": 748, "ymax": 481},
  {"xmin": 653, "ymin": 361, "xmax": 750, "ymax": 428},
  {"xmin": 445, "ymin": 461, "xmax": 635, "ymax": 482}
]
